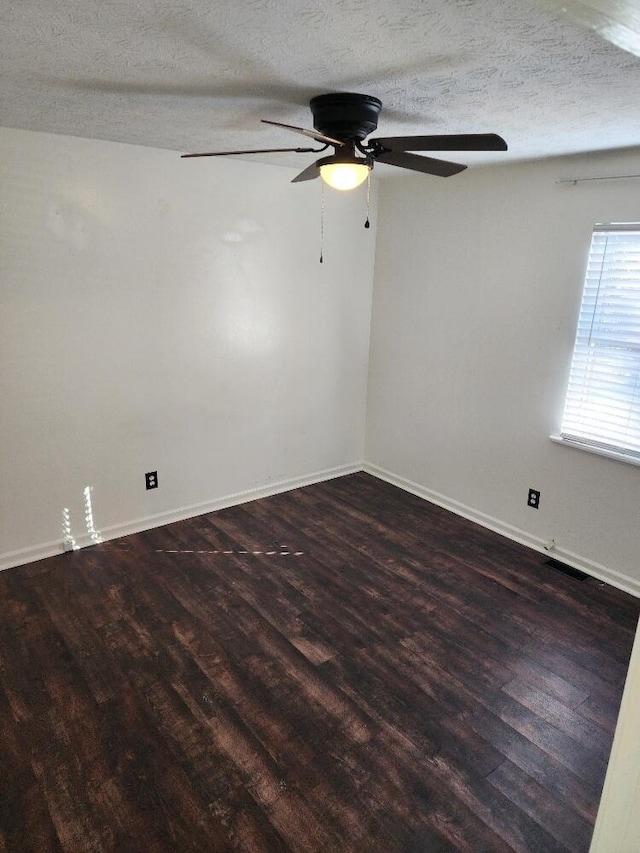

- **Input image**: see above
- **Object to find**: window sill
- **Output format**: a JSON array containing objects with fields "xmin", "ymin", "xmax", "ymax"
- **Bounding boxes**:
[{"xmin": 549, "ymin": 434, "xmax": 640, "ymax": 467}]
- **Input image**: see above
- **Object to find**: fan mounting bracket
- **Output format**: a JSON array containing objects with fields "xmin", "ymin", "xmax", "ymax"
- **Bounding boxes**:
[{"xmin": 310, "ymin": 93, "xmax": 382, "ymax": 142}]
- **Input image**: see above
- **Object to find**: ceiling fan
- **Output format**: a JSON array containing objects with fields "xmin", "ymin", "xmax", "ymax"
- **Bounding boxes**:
[{"xmin": 181, "ymin": 92, "xmax": 508, "ymax": 190}]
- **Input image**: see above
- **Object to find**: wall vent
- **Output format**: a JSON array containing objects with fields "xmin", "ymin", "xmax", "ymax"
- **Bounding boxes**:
[{"xmin": 544, "ymin": 557, "xmax": 588, "ymax": 582}]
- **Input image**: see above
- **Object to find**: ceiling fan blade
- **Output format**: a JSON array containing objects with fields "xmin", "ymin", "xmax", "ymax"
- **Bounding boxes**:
[
  {"xmin": 375, "ymin": 151, "xmax": 467, "ymax": 177},
  {"xmin": 291, "ymin": 161, "xmax": 320, "ymax": 183},
  {"xmin": 181, "ymin": 146, "xmax": 320, "ymax": 159},
  {"xmin": 261, "ymin": 119, "xmax": 344, "ymax": 147},
  {"xmin": 370, "ymin": 133, "xmax": 507, "ymax": 152}
]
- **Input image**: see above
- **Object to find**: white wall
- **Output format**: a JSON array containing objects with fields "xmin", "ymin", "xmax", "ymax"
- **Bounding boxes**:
[
  {"xmin": 0, "ymin": 127, "xmax": 376, "ymax": 567},
  {"xmin": 366, "ymin": 147, "xmax": 640, "ymax": 594},
  {"xmin": 2, "ymin": 128, "xmax": 636, "ymax": 589}
]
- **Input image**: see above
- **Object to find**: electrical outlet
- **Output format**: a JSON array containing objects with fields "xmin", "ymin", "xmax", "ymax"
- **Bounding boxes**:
[
  {"xmin": 527, "ymin": 488, "xmax": 540, "ymax": 509},
  {"xmin": 145, "ymin": 471, "xmax": 158, "ymax": 490}
]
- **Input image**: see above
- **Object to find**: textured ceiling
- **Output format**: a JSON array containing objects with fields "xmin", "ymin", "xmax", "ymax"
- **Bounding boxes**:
[{"xmin": 2, "ymin": 0, "xmax": 640, "ymax": 172}]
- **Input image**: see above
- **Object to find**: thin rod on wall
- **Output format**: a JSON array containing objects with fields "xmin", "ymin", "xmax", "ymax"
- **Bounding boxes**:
[{"xmin": 557, "ymin": 174, "xmax": 640, "ymax": 185}]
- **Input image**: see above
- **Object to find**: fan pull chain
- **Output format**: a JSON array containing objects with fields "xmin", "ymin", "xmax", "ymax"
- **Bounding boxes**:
[
  {"xmin": 364, "ymin": 169, "xmax": 371, "ymax": 229},
  {"xmin": 320, "ymin": 181, "xmax": 325, "ymax": 263}
]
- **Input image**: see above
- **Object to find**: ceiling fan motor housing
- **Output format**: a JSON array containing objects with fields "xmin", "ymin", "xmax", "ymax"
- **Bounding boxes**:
[{"xmin": 310, "ymin": 93, "xmax": 382, "ymax": 141}]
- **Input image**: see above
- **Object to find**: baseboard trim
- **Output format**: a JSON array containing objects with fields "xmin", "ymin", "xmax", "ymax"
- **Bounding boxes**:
[
  {"xmin": 0, "ymin": 462, "xmax": 363, "ymax": 573},
  {"xmin": 363, "ymin": 462, "xmax": 640, "ymax": 599},
  {"xmin": 6, "ymin": 461, "xmax": 638, "ymax": 600}
]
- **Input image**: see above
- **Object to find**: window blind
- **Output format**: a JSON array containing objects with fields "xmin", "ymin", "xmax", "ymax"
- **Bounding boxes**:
[{"xmin": 560, "ymin": 226, "xmax": 640, "ymax": 462}]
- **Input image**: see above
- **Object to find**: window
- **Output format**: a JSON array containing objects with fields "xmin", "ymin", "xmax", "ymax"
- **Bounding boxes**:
[{"xmin": 558, "ymin": 225, "xmax": 640, "ymax": 464}]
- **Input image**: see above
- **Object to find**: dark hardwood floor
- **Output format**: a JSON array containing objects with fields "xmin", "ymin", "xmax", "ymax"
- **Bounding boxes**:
[{"xmin": 1, "ymin": 473, "xmax": 638, "ymax": 852}]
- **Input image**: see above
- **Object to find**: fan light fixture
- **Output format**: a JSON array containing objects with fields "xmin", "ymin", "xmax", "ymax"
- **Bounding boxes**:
[{"xmin": 318, "ymin": 155, "xmax": 370, "ymax": 191}]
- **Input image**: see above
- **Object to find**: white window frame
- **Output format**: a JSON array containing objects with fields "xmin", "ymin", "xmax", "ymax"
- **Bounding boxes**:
[{"xmin": 552, "ymin": 224, "xmax": 640, "ymax": 467}]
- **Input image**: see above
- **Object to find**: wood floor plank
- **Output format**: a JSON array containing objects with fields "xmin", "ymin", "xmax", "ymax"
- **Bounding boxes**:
[
  {"xmin": 520, "ymin": 640, "xmax": 628, "ymax": 709},
  {"xmin": 0, "ymin": 472, "xmax": 637, "ymax": 851},
  {"xmin": 0, "ymin": 684, "xmax": 64, "ymax": 853},
  {"xmin": 501, "ymin": 677, "xmax": 612, "ymax": 757},
  {"xmin": 479, "ymin": 688, "xmax": 609, "ymax": 793},
  {"xmin": 468, "ymin": 705, "xmax": 599, "ymax": 824},
  {"xmin": 504, "ymin": 656, "xmax": 590, "ymax": 709},
  {"xmin": 487, "ymin": 759, "xmax": 593, "ymax": 853},
  {"xmin": 573, "ymin": 692, "xmax": 625, "ymax": 731}
]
